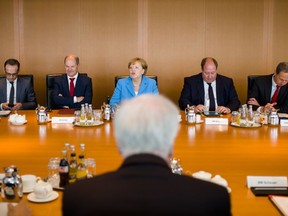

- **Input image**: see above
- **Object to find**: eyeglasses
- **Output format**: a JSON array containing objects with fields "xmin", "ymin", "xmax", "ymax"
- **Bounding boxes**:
[{"xmin": 5, "ymin": 72, "xmax": 18, "ymax": 77}]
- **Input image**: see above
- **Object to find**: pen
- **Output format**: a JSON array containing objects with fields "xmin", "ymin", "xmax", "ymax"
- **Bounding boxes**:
[{"xmin": 254, "ymin": 187, "xmax": 287, "ymax": 190}]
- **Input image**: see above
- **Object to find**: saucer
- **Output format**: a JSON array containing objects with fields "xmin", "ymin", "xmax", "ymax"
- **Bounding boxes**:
[
  {"xmin": 9, "ymin": 120, "xmax": 27, "ymax": 125},
  {"xmin": 27, "ymin": 191, "xmax": 58, "ymax": 203}
]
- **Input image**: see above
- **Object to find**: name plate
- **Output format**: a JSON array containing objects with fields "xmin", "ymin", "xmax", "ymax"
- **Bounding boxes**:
[
  {"xmin": 280, "ymin": 119, "xmax": 288, "ymax": 126},
  {"xmin": 247, "ymin": 176, "xmax": 288, "ymax": 188},
  {"xmin": 205, "ymin": 118, "xmax": 228, "ymax": 125},
  {"xmin": 51, "ymin": 117, "xmax": 75, "ymax": 124}
]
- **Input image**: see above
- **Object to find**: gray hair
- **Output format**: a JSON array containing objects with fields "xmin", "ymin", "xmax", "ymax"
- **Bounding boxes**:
[{"xmin": 114, "ymin": 94, "xmax": 179, "ymax": 160}]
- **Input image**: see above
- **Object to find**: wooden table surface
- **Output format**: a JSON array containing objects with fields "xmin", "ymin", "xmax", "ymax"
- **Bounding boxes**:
[{"xmin": 0, "ymin": 110, "xmax": 287, "ymax": 215}]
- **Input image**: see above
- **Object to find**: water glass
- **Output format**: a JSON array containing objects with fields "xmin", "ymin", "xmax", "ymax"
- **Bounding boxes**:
[
  {"xmin": 74, "ymin": 110, "xmax": 80, "ymax": 123},
  {"xmin": 93, "ymin": 110, "xmax": 102, "ymax": 122},
  {"xmin": 85, "ymin": 158, "xmax": 96, "ymax": 178},
  {"xmin": 47, "ymin": 157, "xmax": 60, "ymax": 187}
]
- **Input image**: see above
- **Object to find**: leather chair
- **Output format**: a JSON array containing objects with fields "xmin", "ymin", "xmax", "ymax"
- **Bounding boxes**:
[
  {"xmin": 247, "ymin": 75, "xmax": 266, "ymax": 98},
  {"xmin": 114, "ymin": 75, "xmax": 158, "ymax": 87},
  {"xmin": 46, "ymin": 73, "xmax": 63, "ymax": 109},
  {"xmin": 46, "ymin": 73, "xmax": 87, "ymax": 109},
  {"xmin": 0, "ymin": 74, "xmax": 34, "ymax": 87}
]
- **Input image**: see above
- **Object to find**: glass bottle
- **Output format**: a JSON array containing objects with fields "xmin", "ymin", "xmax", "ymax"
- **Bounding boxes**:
[
  {"xmin": 77, "ymin": 144, "xmax": 87, "ymax": 180},
  {"xmin": 63, "ymin": 142, "xmax": 70, "ymax": 163},
  {"xmin": 240, "ymin": 104, "xmax": 247, "ymax": 125},
  {"xmin": 68, "ymin": 146, "xmax": 77, "ymax": 183},
  {"xmin": 86, "ymin": 104, "xmax": 93, "ymax": 125},
  {"xmin": 59, "ymin": 150, "xmax": 69, "ymax": 188},
  {"xmin": 80, "ymin": 104, "xmax": 86, "ymax": 126},
  {"xmin": 247, "ymin": 105, "xmax": 254, "ymax": 126}
]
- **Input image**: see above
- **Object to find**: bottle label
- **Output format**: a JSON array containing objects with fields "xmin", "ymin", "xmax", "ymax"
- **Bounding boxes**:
[{"xmin": 59, "ymin": 166, "xmax": 69, "ymax": 173}]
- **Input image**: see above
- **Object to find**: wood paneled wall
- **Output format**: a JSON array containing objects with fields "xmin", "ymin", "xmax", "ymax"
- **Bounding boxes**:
[{"xmin": 0, "ymin": 0, "xmax": 287, "ymax": 108}]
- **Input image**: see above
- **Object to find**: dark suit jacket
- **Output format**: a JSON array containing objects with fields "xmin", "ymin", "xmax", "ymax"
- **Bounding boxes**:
[
  {"xmin": 179, "ymin": 73, "xmax": 240, "ymax": 111},
  {"xmin": 0, "ymin": 77, "xmax": 37, "ymax": 110},
  {"xmin": 52, "ymin": 73, "xmax": 92, "ymax": 109},
  {"xmin": 63, "ymin": 154, "xmax": 231, "ymax": 216},
  {"xmin": 248, "ymin": 74, "xmax": 288, "ymax": 113}
]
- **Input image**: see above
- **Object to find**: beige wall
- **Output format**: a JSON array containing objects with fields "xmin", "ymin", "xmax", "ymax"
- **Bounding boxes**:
[{"xmin": 0, "ymin": 0, "xmax": 288, "ymax": 108}]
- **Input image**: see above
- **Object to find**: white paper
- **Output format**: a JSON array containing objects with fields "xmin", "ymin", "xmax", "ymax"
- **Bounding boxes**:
[
  {"xmin": 51, "ymin": 117, "xmax": 75, "ymax": 124},
  {"xmin": 247, "ymin": 176, "xmax": 288, "ymax": 188},
  {"xmin": 280, "ymin": 119, "xmax": 288, "ymax": 126},
  {"xmin": 205, "ymin": 118, "xmax": 228, "ymax": 125}
]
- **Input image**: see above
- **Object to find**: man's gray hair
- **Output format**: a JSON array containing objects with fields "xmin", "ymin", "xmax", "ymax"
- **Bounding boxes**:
[{"xmin": 114, "ymin": 94, "xmax": 179, "ymax": 160}]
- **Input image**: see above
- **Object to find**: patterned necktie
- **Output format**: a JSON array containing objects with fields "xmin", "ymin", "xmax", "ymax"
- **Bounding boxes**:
[
  {"xmin": 69, "ymin": 78, "xmax": 75, "ymax": 96},
  {"xmin": 208, "ymin": 83, "xmax": 215, "ymax": 111},
  {"xmin": 9, "ymin": 81, "xmax": 14, "ymax": 107},
  {"xmin": 271, "ymin": 85, "xmax": 280, "ymax": 103}
]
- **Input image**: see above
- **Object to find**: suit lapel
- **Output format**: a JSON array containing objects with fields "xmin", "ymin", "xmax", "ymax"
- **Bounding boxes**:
[
  {"xmin": 138, "ymin": 76, "xmax": 147, "ymax": 95},
  {"xmin": 126, "ymin": 78, "xmax": 135, "ymax": 96},
  {"xmin": 62, "ymin": 76, "xmax": 70, "ymax": 96},
  {"xmin": 215, "ymin": 77, "xmax": 223, "ymax": 105},
  {"xmin": 16, "ymin": 79, "xmax": 22, "ymax": 101}
]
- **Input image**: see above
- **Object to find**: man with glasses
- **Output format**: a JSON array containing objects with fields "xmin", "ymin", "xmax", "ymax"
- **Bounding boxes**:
[
  {"xmin": 0, "ymin": 58, "xmax": 37, "ymax": 110},
  {"xmin": 178, "ymin": 57, "xmax": 240, "ymax": 113},
  {"xmin": 248, "ymin": 62, "xmax": 288, "ymax": 113}
]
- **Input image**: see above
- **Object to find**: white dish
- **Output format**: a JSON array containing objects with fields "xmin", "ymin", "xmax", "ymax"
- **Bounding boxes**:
[
  {"xmin": 27, "ymin": 191, "xmax": 59, "ymax": 203},
  {"xmin": 74, "ymin": 121, "xmax": 104, "ymax": 127},
  {"xmin": 9, "ymin": 120, "xmax": 27, "ymax": 125}
]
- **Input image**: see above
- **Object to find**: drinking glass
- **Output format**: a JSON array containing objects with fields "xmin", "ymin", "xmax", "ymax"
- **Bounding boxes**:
[
  {"xmin": 47, "ymin": 157, "xmax": 60, "ymax": 187},
  {"xmin": 85, "ymin": 158, "xmax": 96, "ymax": 178},
  {"xmin": 93, "ymin": 110, "xmax": 102, "ymax": 122},
  {"xmin": 74, "ymin": 110, "xmax": 80, "ymax": 123}
]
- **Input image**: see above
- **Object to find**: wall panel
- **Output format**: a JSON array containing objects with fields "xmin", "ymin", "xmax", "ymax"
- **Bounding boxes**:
[{"xmin": 0, "ymin": 0, "xmax": 287, "ymax": 108}]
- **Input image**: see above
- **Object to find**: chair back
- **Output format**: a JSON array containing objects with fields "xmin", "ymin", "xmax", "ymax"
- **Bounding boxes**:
[
  {"xmin": 114, "ymin": 75, "xmax": 158, "ymax": 87},
  {"xmin": 46, "ymin": 73, "xmax": 64, "ymax": 109},
  {"xmin": 247, "ymin": 75, "xmax": 266, "ymax": 98}
]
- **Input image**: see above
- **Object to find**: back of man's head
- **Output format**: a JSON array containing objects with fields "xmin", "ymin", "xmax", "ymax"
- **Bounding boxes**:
[{"xmin": 114, "ymin": 94, "xmax": 179, "ymax": 161}]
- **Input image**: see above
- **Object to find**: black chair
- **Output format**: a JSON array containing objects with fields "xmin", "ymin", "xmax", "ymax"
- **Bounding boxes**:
[
  {"xmin": 0, "ymin": 74, "xmax": 34, "ymax": 87},
  {"xmin": 114, "ymin": 75, "xmax": 158, "ymax": 87},
  {"xmin": 46, "ymin": 73, "xmax": 88, "ymax": 109},
  {"xmin": 46, "ymin": 73, "xmax": 64, "ymax": 109},
  {"xmin": 247, "ymin": 75, "xmax": 266, "ymax": 98}
]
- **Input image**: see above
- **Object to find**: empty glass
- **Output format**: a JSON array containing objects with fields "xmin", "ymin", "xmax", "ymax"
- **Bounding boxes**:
[
  {"xmin": 47, "ymin": 157, "xmax": 60, "ymax": 187},
  {"xmin": 85, "ymin": 158, "xmax": 96, "ymax": 178}
]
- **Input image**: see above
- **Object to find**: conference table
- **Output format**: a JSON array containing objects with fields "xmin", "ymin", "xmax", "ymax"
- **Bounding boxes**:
[{"xmin": 0, "ymin": 109, "xmax": 287, "ymax": 215}]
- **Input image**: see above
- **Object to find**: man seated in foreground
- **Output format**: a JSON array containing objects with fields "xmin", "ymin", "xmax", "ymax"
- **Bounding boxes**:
[{"xmin": 62, "ymin": 94, "xmax": 231, "ymax": 215}]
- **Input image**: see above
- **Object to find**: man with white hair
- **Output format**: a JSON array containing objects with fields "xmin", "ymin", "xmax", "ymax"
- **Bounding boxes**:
[{"xmin": 62, "ymin": 94, "xmax": 231, "ymax": 215}]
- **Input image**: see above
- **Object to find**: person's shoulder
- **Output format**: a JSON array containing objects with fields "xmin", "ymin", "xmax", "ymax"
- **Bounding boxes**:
[
  {"xmin": 179, "ymin": 174, "xmax": 229, "ymax": 194},
  {"xmin": 184, "ymin": 73, "xmax": 202, "ymax": 82},
  {"xmin": 143, "ymin": 75, "xmax": 156, "ymax": 84}
]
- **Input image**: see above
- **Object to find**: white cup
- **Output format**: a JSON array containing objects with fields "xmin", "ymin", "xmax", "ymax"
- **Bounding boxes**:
[
  {"xmin": 33, "ymin": 180, "xmax": 53, "ymax": 199},
  {"xmin": 21, "ymin": 174, "xmax": 39, "ymax": 192}
]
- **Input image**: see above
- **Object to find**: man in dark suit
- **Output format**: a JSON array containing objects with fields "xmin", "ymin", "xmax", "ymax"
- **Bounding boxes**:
[
  {"xmin": 52, "ymin": 54, "xmax": 92, "ymax": 109},
  {"xmin": 248, "ymin": 62, "xmax": 288, "ymax": 113},
  {"xmin": 0, "ymin": 58, "xmax": 37, "ymax": 110},
  {"xmin": 179, "ymin": 57, "xmax": 240, "ymax": 113},
  {"xmin": 63, "ymin": 94, "xmax": 231, "ymax": 215}
]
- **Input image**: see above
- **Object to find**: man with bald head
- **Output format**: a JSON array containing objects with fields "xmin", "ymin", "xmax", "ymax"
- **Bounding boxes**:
[
  {"xmin": 179, "ymin": 57, "xmax": 240, "ymax": 114},
  {"xmin": 52, "ymin": 54, "xmax": 93, "ymax": 109}
]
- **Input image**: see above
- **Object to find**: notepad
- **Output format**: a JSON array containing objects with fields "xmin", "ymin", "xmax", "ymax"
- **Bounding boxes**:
[{"xmin": 269, "ymin": 195, "xmax": 288, "ymax": 216}]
